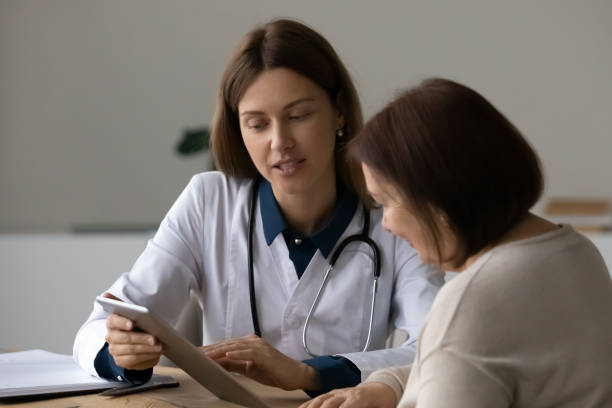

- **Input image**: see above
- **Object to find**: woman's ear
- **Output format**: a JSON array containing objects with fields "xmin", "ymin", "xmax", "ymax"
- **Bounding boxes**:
[
  {"xmin": 334, "ymin": 92, "xmax": 345, "ymax": 130},
  {"xmin": 336, "ymin": 113, "xmax": 345, "ymax": 132}
]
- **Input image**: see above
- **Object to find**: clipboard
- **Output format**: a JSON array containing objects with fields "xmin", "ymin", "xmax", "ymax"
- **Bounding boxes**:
[{"xmin": 0, "ymin": 350, "xmax": 132, "ymax": 400}]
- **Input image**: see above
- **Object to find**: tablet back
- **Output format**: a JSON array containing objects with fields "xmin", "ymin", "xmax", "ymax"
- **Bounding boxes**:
[{"xmin": 96, "ymin": 296, "xmax": 271, "ymax": 408}]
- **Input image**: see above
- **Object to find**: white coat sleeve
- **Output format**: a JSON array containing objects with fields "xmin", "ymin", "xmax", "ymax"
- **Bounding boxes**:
[
  {"xmin": 73, "ymin": 175, "xmax": 206, "ymax": 376},
  {"xmin": 339, "ymin": 238, "xmax": 444, "ymax": 380}
]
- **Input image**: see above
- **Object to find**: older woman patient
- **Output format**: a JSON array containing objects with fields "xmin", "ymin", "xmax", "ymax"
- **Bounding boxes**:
[{"xmin": 301, "ymin": 78, "xmax": 612, "ymax": 408}]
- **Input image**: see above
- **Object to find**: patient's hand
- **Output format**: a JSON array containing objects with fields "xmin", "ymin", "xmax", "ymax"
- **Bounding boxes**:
[
  {"xmin": 298, "ymin": 382, "xmax": 397, "ymax": 408},
  {"xmin": 103, "ymin": 292, "xmax": 163, "ymax": 370}
]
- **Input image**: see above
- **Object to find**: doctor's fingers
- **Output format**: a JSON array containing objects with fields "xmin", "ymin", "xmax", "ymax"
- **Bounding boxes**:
[
  {"xmin": 200, "ymin": 335, "xmax": 264, "ymax": 358},
  {"xmin": 105, "ymin": 327, "xmax": 159, "ymax": 346},
  {"xmin": 224, "ymin": 347, "xmax": 279, "ymax": 364},
  {"xmin": 201, "ymin": 333, "xmax": 261, "ymax": 351},
  {"xmin": 106, "ymin": 313, "xmax": 135, "ymax": 331},
  {"xmin": 108, "ymin": 342, "xmax": 163, "ymax": 357},
  {"xmin": 213, "ymin": 356, "xmax": 253, "ymax": 374}
]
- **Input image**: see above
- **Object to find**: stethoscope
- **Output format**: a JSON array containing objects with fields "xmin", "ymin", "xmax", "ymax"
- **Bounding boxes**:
[{"xmin": 247, "ymin": 177, "xmax": 381, "ymax": 357}]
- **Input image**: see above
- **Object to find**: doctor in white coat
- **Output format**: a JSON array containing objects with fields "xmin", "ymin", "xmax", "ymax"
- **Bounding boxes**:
[{"xmin": 73, "ymin": 18, "xmax": 443, "ymax": 396}]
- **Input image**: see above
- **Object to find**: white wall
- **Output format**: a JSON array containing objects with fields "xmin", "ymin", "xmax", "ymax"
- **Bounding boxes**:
[
  {"xmin": 1, "ymin": 0, "xmax": 611, "ymax": 231},
  {"xmin": 0, "ymin": 233, "xmax": 151, "ymax": 353}
]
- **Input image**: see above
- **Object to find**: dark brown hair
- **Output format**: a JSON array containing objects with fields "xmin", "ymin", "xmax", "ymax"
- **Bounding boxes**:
[
  {"xmin": 211, "ymin": 18, "xmax": 367, "ymax": 202},
  {"xmin": 355, "ymin": 78, "xmax": 543, "ymax": 267}
]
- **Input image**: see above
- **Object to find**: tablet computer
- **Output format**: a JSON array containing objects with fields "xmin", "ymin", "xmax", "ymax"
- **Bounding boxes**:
[{"xmin": 95, "ymin": 296, "xmax": 271, "ymax": 408}]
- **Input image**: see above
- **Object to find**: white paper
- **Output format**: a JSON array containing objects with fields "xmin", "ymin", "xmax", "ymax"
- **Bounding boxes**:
[{"xmin": 0, "ymin": 349, "xmax": 117, "ymax": 397}]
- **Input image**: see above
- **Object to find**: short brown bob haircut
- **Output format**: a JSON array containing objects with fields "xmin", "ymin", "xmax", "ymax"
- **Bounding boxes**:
[
  {"xmin": 211, "ymin": 18, "xmax": 367, "ymax": 202},
  {"xmin": 355, "ymin": 78, "xmax": 543, "ymax": 268}
]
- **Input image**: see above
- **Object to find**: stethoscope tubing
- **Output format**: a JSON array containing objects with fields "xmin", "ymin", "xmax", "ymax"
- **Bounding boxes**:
[
  {"xmin": 248, "ymin": 178, "xmax": 262, "ymax": 338},
  {"xmin": 247, "ymin": 177, "xmax": 381, "ymax": 357}
]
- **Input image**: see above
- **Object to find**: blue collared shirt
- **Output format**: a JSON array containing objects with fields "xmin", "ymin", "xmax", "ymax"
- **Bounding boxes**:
[
  {"xmin": 259, "ymin": 178, "xmax": 358, "ymax": 278},
  {"xmin": 94, "ymin": 178, "xmax": 361, "ymax": 395}
]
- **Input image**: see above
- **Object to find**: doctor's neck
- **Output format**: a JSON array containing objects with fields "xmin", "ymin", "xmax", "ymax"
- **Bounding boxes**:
[{"xmin": 273, "ymin": 178, "xmax": 337, "ymax": 236}]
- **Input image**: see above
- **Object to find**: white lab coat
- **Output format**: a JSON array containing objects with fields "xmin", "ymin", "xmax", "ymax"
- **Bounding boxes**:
[{"xmin": 73, "ymin": 172, "xmax": 444, "ymax": 380}]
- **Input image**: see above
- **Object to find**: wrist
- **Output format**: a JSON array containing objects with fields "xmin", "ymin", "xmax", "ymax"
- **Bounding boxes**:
[
  {"xmin": 358, "ymin": 381, "xmax": 397, "ymax": 408},
  {"xmin": 298, "ymin": 361, "xmax": 320, "ymax": 391}
]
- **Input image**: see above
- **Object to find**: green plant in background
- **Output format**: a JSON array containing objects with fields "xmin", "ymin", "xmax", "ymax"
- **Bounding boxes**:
[
  {"xmin": 176, "ymin": 126, "xmax": 211, "ymax": 156},
  {"xmin": 175, "ymin": 126, "xmax": 217, "ymax": 171}
]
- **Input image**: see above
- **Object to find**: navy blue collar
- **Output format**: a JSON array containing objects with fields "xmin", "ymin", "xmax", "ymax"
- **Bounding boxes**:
[{"xmin": 259, "ymin": 179, "xmax": 359, "ymax": 258}]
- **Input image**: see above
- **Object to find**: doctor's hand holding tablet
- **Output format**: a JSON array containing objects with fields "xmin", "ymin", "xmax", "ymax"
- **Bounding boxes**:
[
  {"xmin": 73, "ymin": 18, "xmax": 443, "ymax": 397},
  {"xmin": 101, "ymin": 292, "xmax": 163, "ymax": 371},
  {"xmin": 105, "ymin": 289, "xmax": 319, "ymax": 391}
]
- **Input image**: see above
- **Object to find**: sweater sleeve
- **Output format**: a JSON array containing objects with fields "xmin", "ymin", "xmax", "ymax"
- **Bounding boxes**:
[
  {"xmin": 409, "ymin": 349, "xmax": 511, "ymax": 408},
  {"xmin": 364, "ymin": 365, "xmax": 411, "ymax": 403}
]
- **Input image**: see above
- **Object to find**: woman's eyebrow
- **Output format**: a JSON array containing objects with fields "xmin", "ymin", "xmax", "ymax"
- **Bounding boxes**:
[
  {"xmin": 239, "ymin": 97, "xmax": 315, "ymax": 117},
  {"xmin": 239, "ymin": 110, "xmax": 265, "ymax": 117},
  {"xmin": 282, "ymin": 97, "xmax": 315, "ymax": 110}
]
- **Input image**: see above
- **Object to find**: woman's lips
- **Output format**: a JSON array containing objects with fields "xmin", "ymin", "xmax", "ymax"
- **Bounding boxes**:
[{"xmin": 273, "ymin": 159, "xmax": 305, "ymax": 176}]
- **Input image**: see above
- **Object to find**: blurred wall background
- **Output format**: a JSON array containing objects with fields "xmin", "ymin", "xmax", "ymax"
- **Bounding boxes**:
[
  {"xmin": 1, "ymin": 0, "xmax": 611, "ymax": 354},
  {"xmin": 1, "ymin": 0, "xmax": 611, "ymax": 232}
]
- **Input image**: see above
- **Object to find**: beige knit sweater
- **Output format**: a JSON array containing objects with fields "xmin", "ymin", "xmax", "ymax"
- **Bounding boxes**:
[{"xmin": 367, "ymin": 225, "xmax": 612, "ymax": 407}]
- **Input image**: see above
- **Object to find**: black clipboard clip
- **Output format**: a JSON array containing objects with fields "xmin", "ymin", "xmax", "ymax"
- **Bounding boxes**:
[{"xmin": 99, "ymin": 375, "xmax": 179, "ymax": 397}]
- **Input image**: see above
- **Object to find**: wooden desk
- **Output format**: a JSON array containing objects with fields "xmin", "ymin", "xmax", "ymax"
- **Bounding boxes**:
[{"xmin": 1, "ymin": 366, "xmax": 310, "ymax": 408}]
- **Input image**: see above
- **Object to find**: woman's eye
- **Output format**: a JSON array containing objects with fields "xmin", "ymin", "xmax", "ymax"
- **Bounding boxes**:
[
  {"xmin": 288, "ymin": 112, "xmax": 311, "ymax": 121},
  {"xmin": 245, "ymin": 120, "xmax": 267, "ymax": 131}
]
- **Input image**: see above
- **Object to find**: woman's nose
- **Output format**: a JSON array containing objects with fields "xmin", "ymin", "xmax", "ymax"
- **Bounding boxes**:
[{"xmin": 270, "ymin": 122, "xmax": 294, "ymax": 151}]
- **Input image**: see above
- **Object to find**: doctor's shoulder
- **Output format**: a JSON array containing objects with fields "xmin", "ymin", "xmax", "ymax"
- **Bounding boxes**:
[
  {"xmin": 190, "ymin": 171, "xmax": 252, "ymax": 204},
  {"xmin": 170, "ymin": 172, "xmax": 252, "ymax": 213},
  {"xmin": 160, "ymin": 172, "xmax": 253, "ymax": 232}
]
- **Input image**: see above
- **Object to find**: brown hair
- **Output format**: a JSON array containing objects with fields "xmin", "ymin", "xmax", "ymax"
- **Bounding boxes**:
[
  {"xmin": 355, "ymin": 78, "xmax": 543, "ymax": 267},
  {"xmin": 211, "ymin": 18, "xmax": 367, "ymax": 202}
]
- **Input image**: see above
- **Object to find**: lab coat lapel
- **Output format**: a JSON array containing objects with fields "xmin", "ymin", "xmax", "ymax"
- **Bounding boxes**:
[
  {"xmin": 226, "ymin": 196, "xmax": 295, "ymax": 353},
  {"xmin": 267, "ymin": 236, "xmax": 298, "ymax": 296},
  {"xmin": 226, "ymin": 183, "xmax": 254, "ymax": 341}
]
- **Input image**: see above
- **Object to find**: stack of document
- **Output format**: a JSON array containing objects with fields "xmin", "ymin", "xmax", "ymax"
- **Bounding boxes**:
[{"xmin": 0, "ymin": 349, "xmax": 126, "ymax": 399}]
